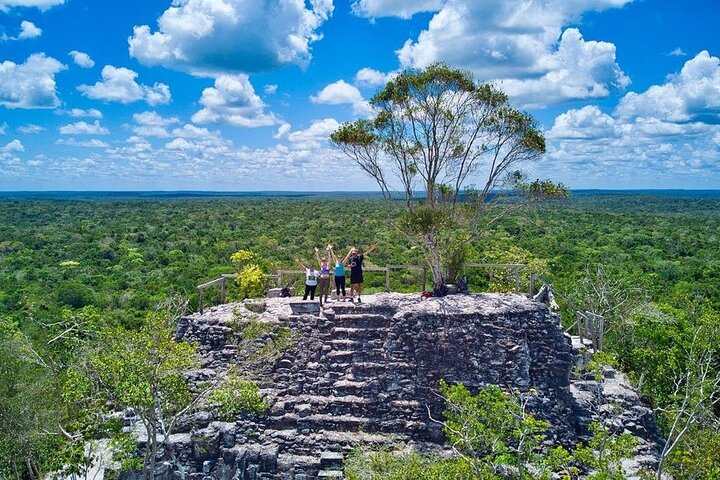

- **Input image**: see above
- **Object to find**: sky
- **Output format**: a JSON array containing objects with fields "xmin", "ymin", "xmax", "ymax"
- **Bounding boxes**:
[{"xmin": 0, "ymin": 0, "xmax": 719, "ymax": 191}]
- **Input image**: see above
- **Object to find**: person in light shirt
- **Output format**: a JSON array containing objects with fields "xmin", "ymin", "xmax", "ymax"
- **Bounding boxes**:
[{"xmin": 295, "ymin": 258, "xmax": 319, "ymax": 301}]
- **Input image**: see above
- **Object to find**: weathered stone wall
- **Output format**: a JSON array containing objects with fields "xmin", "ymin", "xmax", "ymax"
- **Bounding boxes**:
[{"xmin": 156, "ymin": 293, "xmax": 661, "ymax": 479}]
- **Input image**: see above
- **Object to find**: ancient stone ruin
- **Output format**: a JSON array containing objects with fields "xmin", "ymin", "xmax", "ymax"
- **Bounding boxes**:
[{"xmin": 144, "ymin": 293, "xmax": 663, "ymax": 479}]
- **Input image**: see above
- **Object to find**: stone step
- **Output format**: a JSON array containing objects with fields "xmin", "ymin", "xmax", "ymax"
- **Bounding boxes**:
[
  {"xmin": 269, "ymin": 412, "xmax": 373, "ymax": 432},
  {"xmin": 321, "ymin": 313, "xmax": 390, "ymax": 329},
  {"xmin": 326, "ymin": 304, "xmax": 396, "ymax": 316},
  {"xmin": 325, "ymin": 349, "xmax": 388, "ymax": 363},
  {"xmin": 326, "ymin": 338, "xmax": 385, "ymax": 350},
  {"xmin": 330, "ymin": 327, "xmax": 390, "ymax": 340}
]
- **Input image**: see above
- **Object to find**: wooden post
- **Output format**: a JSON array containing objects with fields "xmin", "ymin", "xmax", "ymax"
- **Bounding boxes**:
[
  {"xmin": 220, "ymin": 277, "xmax": 226, "ymax": 304},
  {"xmin": 198, "ymin": 288, "xmax": 204, "ymax": 315},
  {"xmin": 576, "ymin": 311, "xmax": 584, "ymax": 343},
  {"xmin": 528, "ymin": 273, "xmax": 536, "ymax": 297},
  {"xmin": 514, "ymin": 266, "xmax": 521, "ymax": 294},
  {"xmin": 385, "ymin": 266, "xmax": 391, "ymax": 292},
  {"xmin": 278, "ymin": 270, "xmax": 283, "ymax": 287},
  {"xmin": 422, "ymin": 266, "xmax": 427, "ymax": 292}
]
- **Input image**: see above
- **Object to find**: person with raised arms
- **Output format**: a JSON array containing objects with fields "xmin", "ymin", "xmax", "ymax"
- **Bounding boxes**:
[
  {"xmin": 295, "ymin": 257, "xmax": 319, "ymax": 301},
  {"xmin": 314, "ymin": 246, "xmax": 332, "ymax": 306},
  {"xmin": 328, "ymin": 244, "xmax": 347, "ymax": 300},
  {"xmin": 347, "ymin": 244, "xmax": 377, "ymax": 303}
]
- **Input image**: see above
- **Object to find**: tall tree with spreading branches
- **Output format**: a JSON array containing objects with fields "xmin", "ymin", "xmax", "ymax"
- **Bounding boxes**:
[{"xmin": 331, "ymin": 63, "xmax": 568, "ymax": 292}]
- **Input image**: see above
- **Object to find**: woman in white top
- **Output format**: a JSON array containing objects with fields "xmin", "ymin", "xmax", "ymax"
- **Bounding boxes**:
[{"xmin": 295, "ymin": 258, "xmax": 319, "ymax": 300}]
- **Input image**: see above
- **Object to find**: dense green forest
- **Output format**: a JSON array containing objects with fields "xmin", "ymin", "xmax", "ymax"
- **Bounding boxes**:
[{"xmin": 1, "ymin": 192, "xmax": 719, "ymax": 478}]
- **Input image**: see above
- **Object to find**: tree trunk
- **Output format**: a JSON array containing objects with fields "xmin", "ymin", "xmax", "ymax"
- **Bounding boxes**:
[{"xmin": 422, "ymin": 233, "xmax": 445, "ymax": 293}]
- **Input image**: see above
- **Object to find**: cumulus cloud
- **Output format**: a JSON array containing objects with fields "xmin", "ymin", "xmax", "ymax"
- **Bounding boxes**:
[
  {"xmin": 287, "ymin": 118, "xmax": 340, "ymax": 150},
  {"xmin": 354, "ymin": 67, "xmax": 395, "ymax": 87},
  {"xmin": 18, "ymin": 123, "xmax": 45, "ymax": 134},
  {"xmin": 274, "ymin": 122, "xmax": 291, "ymax": 139},
  {"xmin": 3, "ymin": 139, "xmax": 24, "ymax": 152},
  {"xmin": 499, "ymin": 28, "xmax": 630, "ymax": 107},
  {"xmin": 131, "ymin": 111, "xmax": 180, "ymax": 138},
  {"xmin": 352, "ymin": 0, "xmax": 444, "ymax": 19},
  {"xmin": 19, "ymin": 20, "xmax": 42, "ymax": 38},
  {"xmin": 394, "ymin": 0, "xmax": 631, "ymax": 107},
  {"xmin": 615, "ymin": 51, "xmax": 720, "ymax": 124},
  {"xmin": 0, "ymin": 53, "xmax": 66, "ymax": 109},
  {"xmin": 0, "ymin": 122, "xmax": 7, "ymax": 135},
  {"xmin": 311, "ymin": 80, "xmax": 373, "ymax": 115},
  {"xmin": 128, "ymin": 0, "xmax": 334, "ymax": 76},
  {"xmin": 78, "ymin": 65, "xmax": 171, "ymax": 106},
  {"xmin": 69, "ymin": 50, "xmax": 94, "ymax": 68},
  {"xmin": 59, "ymin": 120, "xmax": 109, "ymax": 135},
  {"xmin": 544, "ymin": 54, "xmax": 720, "ymax": 186},
  {"xmin": 0, "ymin": 0, "xmax": 64, "ymax": 12},
  {"xmin": 56, "ymin": 138, "xmax": 109, "ymax": 148},
  {"xmin": 191, "ymin": 74, "xmax": 277, "ymax": 127},
  {"xmin": 57, "ymin": 107, "xmax": 103, "ymax": 118}
]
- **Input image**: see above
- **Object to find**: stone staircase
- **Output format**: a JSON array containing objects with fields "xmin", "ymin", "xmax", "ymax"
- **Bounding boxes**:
[
  {"xmin": 258, "ymin": 302, "xmax": 437, "ymax": 469},
  {"xmin": 171, "ymin": 293, "xmax": 600, "ymax": 479}
]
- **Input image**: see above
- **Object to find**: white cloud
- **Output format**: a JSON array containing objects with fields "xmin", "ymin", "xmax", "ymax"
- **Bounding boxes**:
[
  {"xmin": 264, "ymin": 84, "xmax": 279, "ymax": 94},
  {"xmin": 615, "ymin": 51, "xmax": 720, "ymax": 124},
  {"xmin": 0, "ymin": 122, "xmax": 8, "ymax": 135},
  {"xmin": 69, "ymin": 50, "xmax": 95, "ymax": 68},
  {"xmin": 544, "ymin": 54, "xmax": 720, "ymax": 186},
  {"xmin": 274, "ymin": 122, "xmax": 291, "ymax": 139},
  {"xmin": 59, "ymin": 120, "xmax": 109, "ymax": 135},
  {"xmin": 132, "ymin": 111, "xmax": 181, "ymax": 138},
  {"xmin": 171, "ymin": 123, "xmax": 219, "ymax": 139},
  {"xmin": 311, "ymin": 80, "xmax": 373, "ymax": 115},
  {"xmin": 547, "ymin": 105, "xmax": 617, "ymax": 140},
  {"xmin": 395, "ymin": 0, "xmax": 631, "ymax": 107},
  {"xmin": 128, "ymin": 0, "xmax": 334, "ymax": 76},
  {"xmin": 18, "ymin": 20, "xmax": 42, "ymax": 39},
  {"xmin": 499, "ymin": 28, "xmax": 630, "ymax": 107},
  {"xmin": 191, "ymin": 74, "xmax": 277, "ymax": 128},
  {"xmin": 17, "ymin": 123, "xmax": 45, "ymax": 134},
  {"xmin": 287, "ymin": 118, "xmax": 340, "ymax": 149},
  {"xmin": 352, "ymin": 0, "xmax": 444, "ymax": 19},
  {"xmin": 78, "ymin": 65, "xmax": 172, "ymax": 106},
  {"xmin": 0, "ymin": 0, "xmax": 63, "ymax": 12},
  {"xmin": 669, "ymin": 48, "xmax": 687, "ymax": 57},
  {"xmin": 0, "ymin": 53, "xmax": 66, "ymax": 109},
  {"xmin": 3, "ymin": 139, "xmax": 24, "ymax": 152},
  {"xmin": 56, "ymin": 138, "xmax": 109, "ymax": 148},
  {"xmin": 355, "ymin": 67, "xmax": 398, "ymax": 87},
  {"xmin": 355, "ymin": 67, "xmax": 395, "ymax": 87},
  {"xmin": 57, "ymin": 107, "xmax": 103, "ymax": 118}
]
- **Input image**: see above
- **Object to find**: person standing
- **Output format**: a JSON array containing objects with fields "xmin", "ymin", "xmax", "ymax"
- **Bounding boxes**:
[
  {"xmin": 315, "ymin": 247, "xmax": 332, "ymax": 306},
  {"xmin": 347, "ymin": 244, "xmax": 376, "ymax": 303},
  {"xmin": 295, "ymin": 258, "xmax": 319, "ymax": 301},
  {"xmin": 328, "ymin": 245, "xmax": 347, "ymax": 299}
]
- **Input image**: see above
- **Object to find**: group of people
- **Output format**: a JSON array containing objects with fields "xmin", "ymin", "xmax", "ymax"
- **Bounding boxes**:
[{"xmin": 295, "ymin": 244, "xmax": 377, "ymax": 305}]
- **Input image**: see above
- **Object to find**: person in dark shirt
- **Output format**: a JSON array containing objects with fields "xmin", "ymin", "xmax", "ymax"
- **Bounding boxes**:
[{"xmin": 346, "ymin": 244, "xmax": 376, "ymax": 303}]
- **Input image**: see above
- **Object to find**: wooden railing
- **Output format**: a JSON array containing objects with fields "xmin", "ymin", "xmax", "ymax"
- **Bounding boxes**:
[
  {"xmin": 565, "ymin": 310, "xmax": 606, "ymax": 352},
  {"xmin": 197, "ymin": 263, "xmax": 533, "ymax": 314}
]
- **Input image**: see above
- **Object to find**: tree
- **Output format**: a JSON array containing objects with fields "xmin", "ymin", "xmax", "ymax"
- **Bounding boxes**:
[
  {"xmin": 67, "ymin": 300, "xmax": 213, "ymax": 478},
  {"xmin": 231, "ymin": 249, "xmax": 268, "ymax": 299},
  {"xmin": 331, "ymin": 63, "xmax": 567, "ymax": 292},
  {"xmin": 654, "ymin": 324, "xmax": 720, "ymax": 480}
]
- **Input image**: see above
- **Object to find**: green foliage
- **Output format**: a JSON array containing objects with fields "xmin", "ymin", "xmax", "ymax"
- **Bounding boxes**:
[
  {"xmin": 345, "ymin": 449, "xmax": 478, "ymax": 480},
  {"xmin": 208, "ymin": 374, "xmax": 268, "ymax": 420},
  {"xmin": 232, "ymin": 249, "xmax": 268, "ymax": 299},
  {"xmin": 2, "ymin": 193, "xmax": 720, "ymax": 476},
  {"xmin": 439, "ymin": 381, "xmax": 557, "ymax": 478},
  {"xmin": 574, "ymin": 422, "xmax": 638, "ymax": 480}
]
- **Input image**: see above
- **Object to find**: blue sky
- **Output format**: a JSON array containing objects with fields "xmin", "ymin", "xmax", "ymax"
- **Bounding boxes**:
[{"xmin": 1, "ymin": 0, "xmax": 719, "ymax": 191}]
